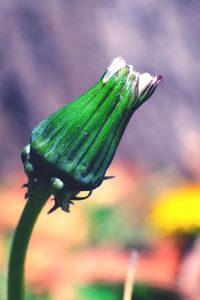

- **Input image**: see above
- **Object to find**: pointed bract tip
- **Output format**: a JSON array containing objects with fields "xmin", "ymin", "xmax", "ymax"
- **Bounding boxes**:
[{"xmin": 156, "ymin": 74, "xmax": 164, "ymax": 84}]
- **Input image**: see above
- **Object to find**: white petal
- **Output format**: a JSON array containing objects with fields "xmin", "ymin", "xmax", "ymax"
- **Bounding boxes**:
[
  {"xmin": 103, "ymin": 57, "xmax": 126, "ymax": 83},
  {"xmin": 138, "ymin": 73, "xmax": 153, "ymax": 96}
]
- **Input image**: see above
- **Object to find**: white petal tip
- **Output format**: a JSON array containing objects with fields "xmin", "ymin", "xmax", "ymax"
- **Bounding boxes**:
[
  {"xmin": 138, "ymin": 73, "xmax": 153, "ymax": 95},
  {"xmin": 103, "ymin": 57, "xmax": 126, "ymax": 83}
]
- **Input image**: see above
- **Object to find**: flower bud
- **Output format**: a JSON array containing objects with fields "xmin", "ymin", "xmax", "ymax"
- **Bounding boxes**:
[{"xmin": 22, "ymin": 57, "xmax": 163, "ymax": 212}]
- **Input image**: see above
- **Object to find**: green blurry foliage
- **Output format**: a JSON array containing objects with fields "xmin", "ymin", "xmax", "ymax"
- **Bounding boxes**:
[
  {"xmin": 85, "ymin": 204, "xmax": 150, "ymax": 247},
  {"xmin": 76, "ymin": 282, "xmax": 181, "ymax": 300}
]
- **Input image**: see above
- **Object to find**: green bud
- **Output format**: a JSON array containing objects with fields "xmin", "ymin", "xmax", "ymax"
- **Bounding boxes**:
[{"xmin": 22, "ymin": 57, "xmax": 163, "ymax": 212}]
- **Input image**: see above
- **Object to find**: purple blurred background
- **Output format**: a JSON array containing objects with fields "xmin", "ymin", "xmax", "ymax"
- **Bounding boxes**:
[{"xmin": 0, "ymin": 0, "xmax": 200, "ymax": 177}]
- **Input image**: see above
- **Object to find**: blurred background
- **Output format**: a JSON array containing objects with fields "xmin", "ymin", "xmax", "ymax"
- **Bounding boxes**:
[{"xmin": 0, "ymin": 0, "xmax": 200, "ymax": 299}]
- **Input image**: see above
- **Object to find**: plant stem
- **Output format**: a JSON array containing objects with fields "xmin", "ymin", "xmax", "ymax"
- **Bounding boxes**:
[{"xmin": 8, "ymin": 182, "xmax": 51, "ymax": 300}]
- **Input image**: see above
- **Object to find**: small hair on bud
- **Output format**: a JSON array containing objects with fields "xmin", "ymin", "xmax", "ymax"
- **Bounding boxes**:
[{"xmin": 103, "ymin": 56, "xmax": 126, "ymax": 83}]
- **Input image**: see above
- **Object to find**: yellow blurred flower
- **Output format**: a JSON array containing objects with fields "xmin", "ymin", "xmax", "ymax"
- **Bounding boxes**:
[{"xmin": 150, "ymin": 184, "xmax": 200, "ymax": 234}]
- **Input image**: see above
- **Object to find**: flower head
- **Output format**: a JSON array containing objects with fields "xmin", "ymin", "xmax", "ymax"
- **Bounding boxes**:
[
  {"xmin": 150, "ymin": 184, "xmax": 200, "ymax": 234},
  {"xmin": 22, "ymin": 57, "xmax": 163, "ymax": 212}
]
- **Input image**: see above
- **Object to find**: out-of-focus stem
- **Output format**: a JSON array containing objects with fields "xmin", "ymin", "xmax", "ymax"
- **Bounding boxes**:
[{"xmin": 123, "ymin": 251, "xmax": 138, "ymax": 300}]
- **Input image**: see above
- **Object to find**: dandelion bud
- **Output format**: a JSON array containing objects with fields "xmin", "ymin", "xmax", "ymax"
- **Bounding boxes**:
[{"xmin": 22, "ymin": 57, "xmax": 163, "ymax": 212}]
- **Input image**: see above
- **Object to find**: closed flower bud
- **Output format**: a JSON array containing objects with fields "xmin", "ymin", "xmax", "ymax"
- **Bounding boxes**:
[{"xmin": 22, "ymin": 57, "xmax": 163, "ymax": 212}]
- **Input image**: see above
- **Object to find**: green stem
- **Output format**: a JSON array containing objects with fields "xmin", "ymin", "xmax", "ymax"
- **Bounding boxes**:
[{"xmin": 8, "ymin": 182, "xmax": 51, "ymax": 300}]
